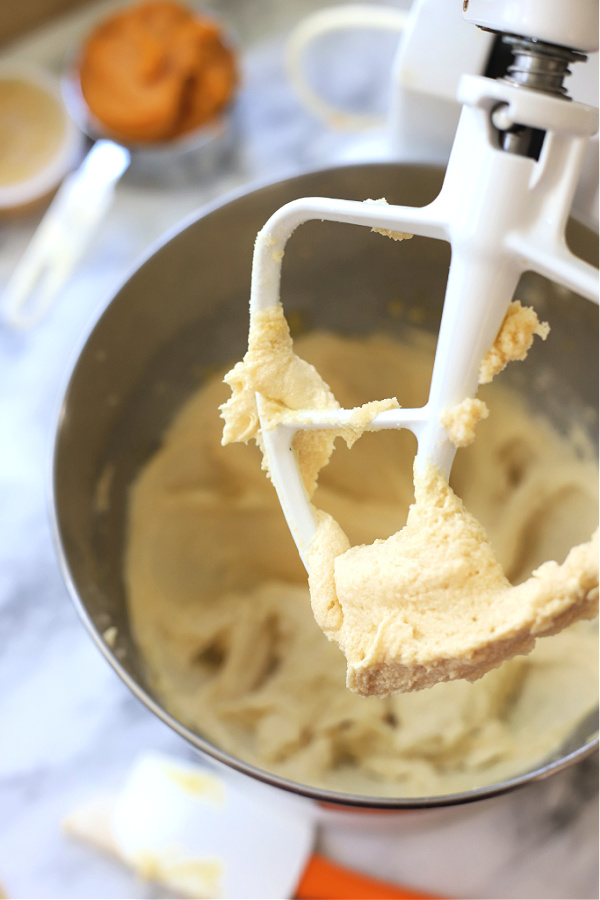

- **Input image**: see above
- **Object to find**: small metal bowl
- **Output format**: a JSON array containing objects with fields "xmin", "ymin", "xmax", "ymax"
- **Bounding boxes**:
[
  {"xmin": 60, "ymin": 33, "xmax": 240, "ymax": 189},
  {"xmin": 62, "ymin": 59, "xmax": 239, "ymax": 187},
  {"xmin": 51, "ymin": 162, "xmax": 599, "ymax": 810}
]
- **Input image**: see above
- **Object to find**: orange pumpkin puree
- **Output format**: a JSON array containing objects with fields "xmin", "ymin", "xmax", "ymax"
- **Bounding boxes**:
[{"xmin": 79, "ymin": 0, "xmax": 237, "ymax": 143}]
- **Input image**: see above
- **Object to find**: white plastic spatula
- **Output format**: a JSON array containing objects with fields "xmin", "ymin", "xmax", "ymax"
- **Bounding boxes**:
[
  {"xmin": 64, "ymin": 752, "xmax": 435, "ymax": 899},
  {"xmin": 112, "ymin": 753, "xmax": 312, "ymax": 899}
]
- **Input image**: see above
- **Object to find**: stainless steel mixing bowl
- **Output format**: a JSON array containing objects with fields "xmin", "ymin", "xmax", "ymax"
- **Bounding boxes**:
[{"xmin": 52, "ymin": 163, "xmax": 599, "ymax": 809}]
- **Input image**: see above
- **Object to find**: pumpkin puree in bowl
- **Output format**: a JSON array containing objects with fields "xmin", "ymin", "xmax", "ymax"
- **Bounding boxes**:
[{"xmin": 79, "ymin": 0, "xmax": 238, "ymax": 143}]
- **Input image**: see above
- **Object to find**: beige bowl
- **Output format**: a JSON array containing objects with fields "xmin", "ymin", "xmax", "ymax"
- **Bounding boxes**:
[
  {"xmin": 51, "ymin": 162, "xmax": 599, "ymax": 809},
  {"xmin": 0, "ymin": 65, "xmax": 83, "ymax": 215}
]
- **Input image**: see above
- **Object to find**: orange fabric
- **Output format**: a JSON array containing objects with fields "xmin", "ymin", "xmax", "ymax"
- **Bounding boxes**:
[
  {"xmin": 296, "ymin": 853, "xmax": 442, "ymax": 900},
  {"xmin": 79, "ymin": 0, "xmax": 237, "ymax": 143}
]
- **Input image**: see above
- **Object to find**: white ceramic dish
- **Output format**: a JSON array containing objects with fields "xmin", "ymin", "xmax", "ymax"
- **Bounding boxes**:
[{"xmin": 0, "ymin": 64, "xmax": 83, "ymax": 214}]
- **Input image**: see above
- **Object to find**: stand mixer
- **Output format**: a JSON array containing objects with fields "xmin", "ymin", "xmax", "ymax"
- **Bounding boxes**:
[
  {"xmin": 49, "ymin": 0, "xmax": 600, "ymax": 821},
  {"xmin": 246, "ymin": 0, "xmax": 599, "ymax": 567}
]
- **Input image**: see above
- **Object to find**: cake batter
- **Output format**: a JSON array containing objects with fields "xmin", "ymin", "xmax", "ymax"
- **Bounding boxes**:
[
  {"xmin": 221, "ymin": 304, "xmax": 598, "ymax": 695},
  {"xmin": 126, "ymin": 328, "xmax": 598, "ymax": 795}
]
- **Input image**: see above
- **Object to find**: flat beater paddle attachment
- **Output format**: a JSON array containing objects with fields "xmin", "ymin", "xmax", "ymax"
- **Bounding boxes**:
[{"xmin": 249, "ymin": 66, "xmax": 598, "ymax": 567}]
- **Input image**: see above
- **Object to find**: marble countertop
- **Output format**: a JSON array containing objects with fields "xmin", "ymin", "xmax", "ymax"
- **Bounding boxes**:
[{"xmin": 0, "ymin": 2, "xmax": 597, "ymax": 898}]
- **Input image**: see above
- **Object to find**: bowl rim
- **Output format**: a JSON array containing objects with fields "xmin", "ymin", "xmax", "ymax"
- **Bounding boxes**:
[{"xmin": 49, "ymin": 160, "xmax": 600, "ymax": 810}]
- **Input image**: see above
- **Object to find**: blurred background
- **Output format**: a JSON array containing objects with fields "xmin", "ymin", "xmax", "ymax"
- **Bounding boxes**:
[{"xmin": 0, "ymin": 1, "xmax": 597, "ymax": 898}]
